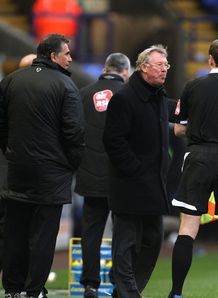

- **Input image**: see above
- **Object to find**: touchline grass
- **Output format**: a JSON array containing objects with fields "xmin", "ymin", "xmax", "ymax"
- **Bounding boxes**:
[
  {"xmin": 46, "ymin": 250, "xmax": 218, "ymax": 297},
  {"xmin": 1, "ymin": 250, "xmax": 218, "ymax": 297},
  {"xmin": 142, "ymin": 251, "xmax": 218, "ymax": 298}
]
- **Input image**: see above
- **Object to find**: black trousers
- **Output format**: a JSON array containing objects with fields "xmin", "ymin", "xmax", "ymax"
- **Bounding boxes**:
[
  {"xmin": 80, "ymin": 196, "xmax": 110, "ymax": 288},
  {"xmin": 2, "ymin": 200, "xmax": 63, "ymax": 297},
  {"xmin": 112, "ymin": 213, "xmax": 163, "ymax": 298}
]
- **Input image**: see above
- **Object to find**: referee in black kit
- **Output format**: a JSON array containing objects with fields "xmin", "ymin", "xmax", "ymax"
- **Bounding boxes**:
[{"xmin": 168, "ymin": 39, "xmax": 218, "ymax": 298}]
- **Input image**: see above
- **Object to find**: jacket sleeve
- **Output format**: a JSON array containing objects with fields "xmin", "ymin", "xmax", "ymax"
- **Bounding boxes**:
[
  {"xmin": 168, "ymin": 98, "xmax": 177, "ymax": 123},
  {"xmin": 61, "ymin": 85, "xmax": 85, "ymax": 171},
  {"xmin": 0, "ymin": 82, "xmax": 8, "ymax": 154},
  {"xmin": 103, "ymin": 93, "xmax": 141, "ymax": 176}
]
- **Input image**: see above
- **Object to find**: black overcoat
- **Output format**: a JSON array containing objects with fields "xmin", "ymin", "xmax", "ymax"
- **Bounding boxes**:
[
  {"xmin": 103, "ymin": 71, "xmax": 176, "ymax": 215},
  {"xmin": 0, "ymin": 58, "xmax": 85, "ymax": 205},
  {"xmin": 75, "ymin": 73, "xmax": 125, "ymax": 197}
]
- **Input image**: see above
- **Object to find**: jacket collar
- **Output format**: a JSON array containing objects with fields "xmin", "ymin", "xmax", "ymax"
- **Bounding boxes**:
[
  {"xmin": 129, "ymin": 71, "xmax": 166, "ymax": 102},
  {"xmin": 98, "ymin": 73, "xmax": 125, "ymax": 83},
  {"xmin": 32, "ymin": 58, "xmax": 72, "ymax": 77}
]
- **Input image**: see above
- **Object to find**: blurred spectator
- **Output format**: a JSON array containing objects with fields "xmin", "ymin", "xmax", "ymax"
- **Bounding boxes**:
[
  {"xmin": 19, "ymin": 53, "xmax": 37, "ymax": 68},
  {"xmin": 32, "ymin": 0, "xmax": 82, "ymax": 43}
]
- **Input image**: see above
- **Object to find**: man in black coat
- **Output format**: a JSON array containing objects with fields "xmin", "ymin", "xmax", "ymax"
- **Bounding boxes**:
[
  {"xmin": 0, "ymin": 34, "xmax": 85, "ymax": 298},
  {"xmin": 103, "ymin": 44, "xmax": 176, "ymax": 298},
  {"xmin": 75, "ymin": 53, "xmax": 131, "ymax": 298}
]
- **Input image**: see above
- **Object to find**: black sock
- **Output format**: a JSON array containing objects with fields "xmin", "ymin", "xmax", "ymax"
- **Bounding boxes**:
[{"xmin": 170, "ymin": 235, "xmax": 194, "ymax": 295}]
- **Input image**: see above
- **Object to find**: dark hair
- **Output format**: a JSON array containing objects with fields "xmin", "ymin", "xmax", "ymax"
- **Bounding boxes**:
[
  {"xmin": 37, "ymin": 34, "xmax": 69, "ymax": 60},
  {"xmin": 209, "ymin": 39, "xmax": 218, "ymax": 66}
]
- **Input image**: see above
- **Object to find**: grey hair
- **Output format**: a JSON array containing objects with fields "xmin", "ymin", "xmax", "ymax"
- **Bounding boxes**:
[
  {"xmin": 135, "ymin": 44, "xmax": 168, "ymax": 71},
  {"xmin": 104, "ymin": 53, "xmax": 131, "ymax": 73}
]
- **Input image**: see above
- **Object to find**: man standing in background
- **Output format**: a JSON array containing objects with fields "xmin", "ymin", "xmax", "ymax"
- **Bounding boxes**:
[
  {"xmin": 0, "ymin": 34, "xmax": 84, "ymax": 298},
  {"xmin": 75, "ymin": 53, "xmax": 131, "ymax": 298},
  {"xmin": 0, "ymin": 53, "xmax": 37, "ymax": 276},
  {"xmin": 103, "ymin": 44, "xmax": 176, "ymax": 298},
  {"xmin": 18, "ymin": 54, "xmax": 37, "ymax": 68}
]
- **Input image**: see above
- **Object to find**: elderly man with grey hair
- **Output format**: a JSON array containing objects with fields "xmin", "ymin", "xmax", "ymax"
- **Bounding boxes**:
[
  {"xmin": 75, "ymin": 52, "xmax": 131, "ymax": 298},
  {"xmin": 103, "ymin": 45, "xmax": 176, "ymax": 298}
]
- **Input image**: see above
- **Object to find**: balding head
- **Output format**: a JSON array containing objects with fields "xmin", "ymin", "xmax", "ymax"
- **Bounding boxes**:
[{"xmin": 19, "ymin": 54, "xmax": 37, "ymax": 68}]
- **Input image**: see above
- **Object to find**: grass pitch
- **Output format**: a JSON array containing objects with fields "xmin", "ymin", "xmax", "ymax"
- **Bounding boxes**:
[
  {"xmin": 1, "ymin": 249, "xmax": 218, "ymax": 297},
  {"xmin": 47, "ymin": 250, "xmax": 218, "ymax": 297},
  {"xmin": 142, "ymin": 250, "xmax": 218, "ymax": 298}
]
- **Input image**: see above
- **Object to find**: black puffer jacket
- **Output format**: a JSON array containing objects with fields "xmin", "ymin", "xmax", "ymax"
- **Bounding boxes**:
[
  {"xmin": 0, "ymin": 58, "xmax": 85, "ymax": 205},
  {"xmin": 75, "ymin": 73, "xmax": 125, "ymax": 197}
]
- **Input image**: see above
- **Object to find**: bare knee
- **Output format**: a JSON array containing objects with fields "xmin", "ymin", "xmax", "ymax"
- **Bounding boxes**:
[{"xmin": 178, "ymin": 213, "xmax": 200, "ymax": 240}]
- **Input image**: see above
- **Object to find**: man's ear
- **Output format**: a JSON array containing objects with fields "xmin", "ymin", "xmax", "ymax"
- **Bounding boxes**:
[
  {"xmin": 50, "ymin": 52, "xmax": 56, "ymax": 63},
  {"xmin": 141, "ymin": 63, "xmax": 147, "ymax": 73},
  {"xmin": 209, "ymin": 54, "xmax": 215, "ymax": 67},
  {"xmin": 122, "ymin": 69, "xmax": 130, "ymax": 82}
]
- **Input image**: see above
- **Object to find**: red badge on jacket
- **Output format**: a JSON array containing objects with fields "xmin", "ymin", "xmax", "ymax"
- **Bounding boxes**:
[{"xmin": 93, "ymin": 90, "xmax": 113, "ymax": 112}]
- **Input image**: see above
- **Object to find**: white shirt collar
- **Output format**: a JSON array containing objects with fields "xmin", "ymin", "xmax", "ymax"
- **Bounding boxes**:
[{"xmin": 210, "ymin": 68, "xmax": 218, "ymax": 74}]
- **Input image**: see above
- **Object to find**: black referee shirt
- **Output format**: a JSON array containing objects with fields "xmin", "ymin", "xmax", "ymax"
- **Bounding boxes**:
[{"xmin": 175, "ymin": 72, "xmax": 218, "ymax": 146}]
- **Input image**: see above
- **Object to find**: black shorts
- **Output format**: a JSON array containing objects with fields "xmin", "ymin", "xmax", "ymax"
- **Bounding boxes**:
[{"xmin": 172, "ymin": 146, "xmax": 218, "ymax": 215}]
